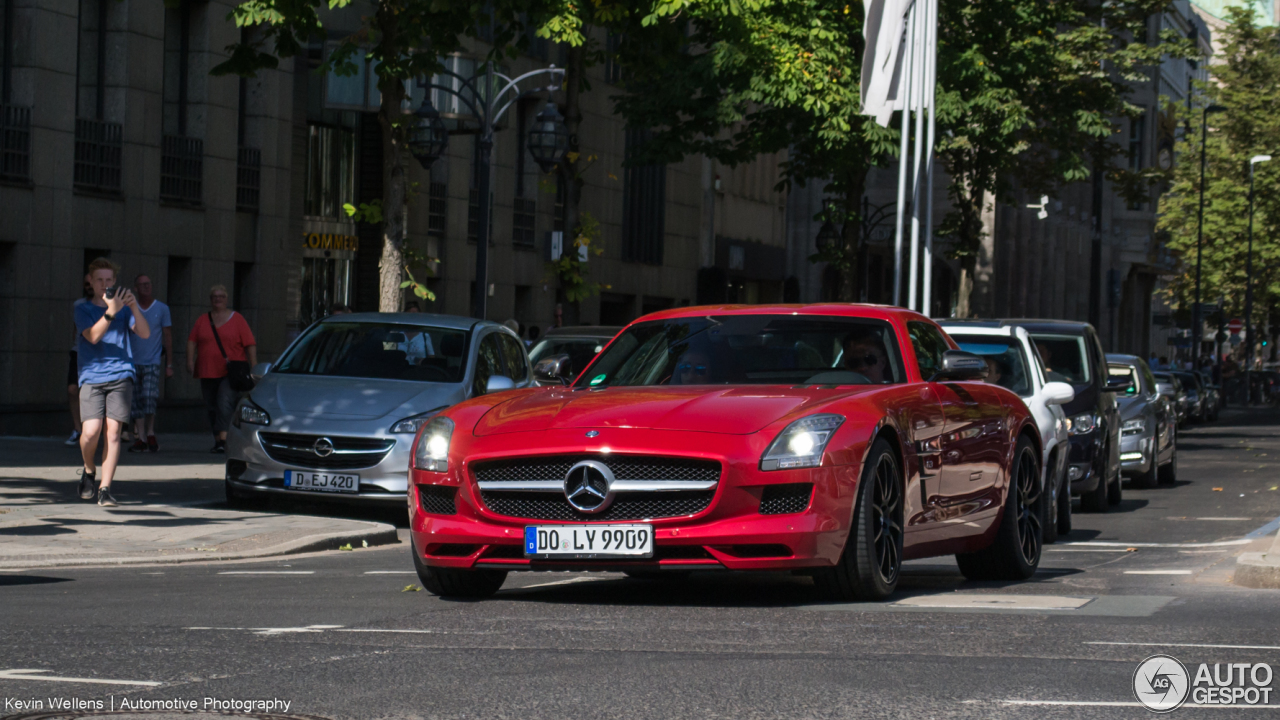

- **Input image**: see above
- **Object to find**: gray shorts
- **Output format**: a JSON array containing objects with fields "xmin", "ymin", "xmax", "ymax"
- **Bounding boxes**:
[{"xmin": 80, "ymin": 378, "xmax": 134, "ymax": 424}]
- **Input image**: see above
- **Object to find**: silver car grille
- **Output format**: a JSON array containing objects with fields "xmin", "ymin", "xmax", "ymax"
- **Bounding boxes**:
[{"xmin": 259, "ymin": 432, "xmax": 395, "ymax": 470}]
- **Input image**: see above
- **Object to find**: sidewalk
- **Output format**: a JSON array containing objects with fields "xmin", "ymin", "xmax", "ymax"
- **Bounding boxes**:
[{"xmin": 0, "ymin": 434, "xmax": 399, "ymax": 569}]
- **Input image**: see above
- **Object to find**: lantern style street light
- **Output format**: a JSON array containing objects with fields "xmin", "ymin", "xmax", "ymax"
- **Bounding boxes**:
[
  {"xmin": 419, "ymin": 62, "xmax": 568, "ymax": 319},
  {"xmin": 815, "ymin": 219, "xmax": 841, "ymax": 251},
  {"xmin": 1243, "ymin": 154, "xmax": 1270, "ymax": 402}
]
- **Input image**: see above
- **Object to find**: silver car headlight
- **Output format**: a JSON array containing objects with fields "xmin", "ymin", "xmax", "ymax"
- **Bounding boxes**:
[
  {"xmin": 234, "ymin": 399, "xmax": 270, "ymax": 428},
  {"xmin": 413, "ymin": 416, "xmax": 454, "ymax": 472},
  {"xmin": 390, "ymin": 407, "xmax": 445, "ymax": 434},
  {"xmin": 1067, "ymin": 412, "xmax": 1098, "ymax": 435},
  {"xmin": 1121, "ymin": 418, "xmax": 1146, "ymax": 436},
  {"xmin": 760, "ymin": 414, "xmax": 844, "ymax": 471}
]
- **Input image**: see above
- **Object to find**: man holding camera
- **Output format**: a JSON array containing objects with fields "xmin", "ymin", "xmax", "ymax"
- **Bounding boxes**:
[{"xmin": 75, "ymin": 257, "xmax": 151, "ymax": 507}]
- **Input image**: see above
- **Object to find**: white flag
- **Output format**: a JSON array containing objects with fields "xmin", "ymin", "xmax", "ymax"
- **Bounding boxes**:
[{"xmin": 861, "ymin": 0, "xmax": 913, "ymax": 126}]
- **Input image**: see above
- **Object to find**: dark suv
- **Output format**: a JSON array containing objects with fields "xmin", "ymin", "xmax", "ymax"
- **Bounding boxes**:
[{"xmin": 1008, "ymin": 320, "xmax": 1125, "ymax": 512}]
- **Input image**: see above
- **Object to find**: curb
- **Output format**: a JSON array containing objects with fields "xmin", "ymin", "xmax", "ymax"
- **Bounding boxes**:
[
  {"xmin": 0, "ymin": 522, "xmax": 400, "ymax": 570},
  {"xmin": 1234, "ymin": 552, "xmax": 1280, "ymax": 589}
]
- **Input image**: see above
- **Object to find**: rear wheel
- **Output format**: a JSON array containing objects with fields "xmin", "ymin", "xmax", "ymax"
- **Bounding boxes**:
[
  {"xmin": 956, "ymin": 438, "xmax": 1042, "ymax": 581},
  {"xmin": 1158, "ymin": 444, "xmax": 1178, "ymax": 486},
  {"xmin": 813, "ymin": 437, "xmax": 902, "ymax": 602},
  {"xmin": 413, "ymin": 543, "xmax": 506, "ymax": 599}
]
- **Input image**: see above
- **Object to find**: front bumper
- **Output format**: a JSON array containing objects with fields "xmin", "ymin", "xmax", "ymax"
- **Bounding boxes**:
[
  {"xmin": 1119, "ymin": 431, "xmax": 1153, "ymax": 474},
  {"xmin": 226, "ymin": 421, "xmax": 413, "ymax": 504},
  {"xmin": 410, "ymin": 428, "xmax": 864, "ymax": 573},
  {"xmin": 1066, "ymin": 430, "xmax": 1104, "ymax": 494}
]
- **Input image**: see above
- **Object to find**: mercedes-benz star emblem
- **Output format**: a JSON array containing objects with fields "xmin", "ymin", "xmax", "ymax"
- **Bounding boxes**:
[
  {"xmin": 312, "ymin": 437, "xmax": 335, "ymax": 458},
  {"xmin": 563, "ymin": 460, "xmax": 615, "ymax": 514},
  {"xmin": 585, "ymin": 430, "xmax": 599, "ymax": 438}
]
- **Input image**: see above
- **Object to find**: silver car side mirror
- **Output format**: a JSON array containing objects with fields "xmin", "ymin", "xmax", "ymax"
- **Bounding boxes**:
[
  {"xmin": 485, "ymin": 375, "xmax": 516, "ymax": 394},
  {"xmin": 533, "ymin": 354, "xmax": 573, "ymax": 386},
  {"xmin": 1042, "ymin": 381, "xmax": 1075, "ymax": 406},
  {"xmin": 251, "ymin": 362, "xmax": 272, "ymax": 381}
]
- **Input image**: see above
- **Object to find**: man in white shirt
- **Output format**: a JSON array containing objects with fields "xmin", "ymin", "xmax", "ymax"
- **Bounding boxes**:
[{"xmin": 127, "ymin": 274, "xmax": 173, "ymax": 453}]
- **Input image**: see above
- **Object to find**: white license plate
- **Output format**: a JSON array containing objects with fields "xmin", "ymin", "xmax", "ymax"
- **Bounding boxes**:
[
  {"xmin": 524, "ymin": 524, "xmax": 654, "ymax": 558},
  {"xmin": 284, "ymin": 470, "xmax": 359, "ymax": 494}
]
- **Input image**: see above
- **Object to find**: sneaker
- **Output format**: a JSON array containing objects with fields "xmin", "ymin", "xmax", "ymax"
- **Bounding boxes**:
[
  {"xmin": 78, "ymin": 470, "xmax": 97, "ymax": 500},
  {"xmin": 65, "ymin": 431, "xmax": 81, "ymax": 446},
  {"xmin": 148, "ymin": 436, "xmax": 159, "ymax": 453},
  {"xmin": 97, "ymin": 485, "xmax": 118, "ymax": 507},
  {"xmin": 128, "ymin": 439, "xmax": 149, "ymax": 453},
  {"xmin": 211, "ymin": 440, "xmax": 226, "ymax": 454}
]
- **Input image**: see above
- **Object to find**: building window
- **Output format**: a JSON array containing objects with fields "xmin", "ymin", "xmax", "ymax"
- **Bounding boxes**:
[
  {"xmin": 74, "ymin": 118, "xmax": 121, "ymax": 192},
  {"xmin": 304, "ymin": 123, "xmax": 355, "ymax": 219},
  {"xmin": 236, "ymin": 146, "xmax": 261, "ymax": 212},
  {"xmin": 428, "ymin": 182, "xmax": 447, "ymax": 238},
  {"xmin": 622, "ymin": 128, "xmax": 666, "ymax": 265},
  {"xmin": 160, "ymin": 135, "xmax": 203, "ymax": 204},
  {"xmin": 513, "ymin": 197, "xmax": 536, "ymax": 247},
  {"xmin": 0, "ymin": 103, "xmax": 30, "ymax": 183}
]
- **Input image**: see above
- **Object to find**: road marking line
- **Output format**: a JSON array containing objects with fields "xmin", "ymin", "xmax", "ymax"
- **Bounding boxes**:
[
  {"xmin": 1086, "ymin": 641, "xmax": 1280, "ymax": 651},
  {"xmin": 217, "ymin": 571, "xmax": 315, "ymax": 575},
  {"xmin": 1179, "ymin": 550, "xmax": 1228, "ymax": 554},
  {"xmin": 892, "ymin": 594, "xmax": 1093, "ymax": 610},
  {"xmin": 1124, "ymin": 570, "xmax": 1193, "ymax": 575},
  {"xmin": 0, "ymin": 669, "xmax": 161, "ymax": 687},
  {"xmin": 1061, "ymin": 539, "xmax": 1252, "ymax": 548},
  {"xmin": 185, "ymin": 625, "xmax": 341, "ymax": 635},
  {"xmin": 506, "ymin": 576, "xmax": 609, "ymax": 591},
  {"xmin": 1046, "ymin": 548, "xmax": 1136, "ymax": 553},
  {"xmin": 334, "ymin": 629, "xmax": 438, "ymax": 634},
  {"xmin": 363, "ymin": 571, "xmax": 416, "ymax": 575}
]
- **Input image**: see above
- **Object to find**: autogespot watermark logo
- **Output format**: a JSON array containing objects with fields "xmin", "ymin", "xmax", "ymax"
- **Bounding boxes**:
[{"xmin": 1132, "ymin": 654, "xmax": 1275, "ymax": 712}]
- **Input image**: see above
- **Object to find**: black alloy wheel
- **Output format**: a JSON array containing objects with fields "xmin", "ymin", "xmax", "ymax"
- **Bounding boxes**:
[
  {"xmin": 1041, "ymin": 457, "xmax": 1059, "ymax": 544},
  {"xmin": 814, "ymin": 437, "xmax": 902, "ymax": 601},
  {"xmin": 1080, "ymin": 443, "xmax": 1110, "ymax": 513},
  {"xmin": 956, "ymin": 437, "xmax": 1042, "ymax": 581},
  {"xmin": 1056, "ymin": 470, "xmax": 1072, "ymax": 535}
]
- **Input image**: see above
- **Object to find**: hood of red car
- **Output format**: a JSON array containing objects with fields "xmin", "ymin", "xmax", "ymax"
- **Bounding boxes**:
[{"xmin": 473, "ymin": 386, "xmax": 869, "ymax": 436}]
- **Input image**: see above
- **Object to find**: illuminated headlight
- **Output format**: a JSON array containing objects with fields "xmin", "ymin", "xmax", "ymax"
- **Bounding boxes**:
[
  {"xmin": 234, "ymin": 400, "xmax": 270, "ymax": 428},
  {"xmin": 413, "ymin": 416, "xmax": 454, "ymax": 472},
  {"xmin": 1121, "ymin": 418, "xmax": 1146, "ymax": 436},
  {"xmin": 390, "ymin": 408, "xmax": 443, "ymax": 434},
  {"xmin": 760, "ymin": 414, "xmax": 844, "ymax": 471},
  {"xmin": 1067, "ymin": 412, "xmax": 1098, "ymax": 435}
]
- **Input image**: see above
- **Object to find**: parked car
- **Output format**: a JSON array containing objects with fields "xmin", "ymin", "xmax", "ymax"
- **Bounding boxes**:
[
  {"xmin": 409, "ymin": 304, "xmax": 1046, "ymax": 600},
  {"xmin": 1011, "ymin": 320, "xmax": 1126, "ymax": 513},
  {"xmin": 1172, "ymin": 371, "xmax": 1205, "ymax": 423},
  {"xmin": 940, "ymin": 321, "xmax": 1075, "ymax": 542},
  {"xmin": 527, "ymin": 326, "xmax": 621, "ymax": 386},
  {"xmin": 1106, "ymin": 355, "xmax": 1177, "ymax": 487},
  {"xmin": 1195, "ymin": 370, "xmax": 1221, "ymax": 420},
  {"xmin": 225, "ymin": 313, "xmax": 533, "ymax": 506},
  {"xmin": 1153, "ymin": 372, "xmax": 1189, "ymax": 425}
]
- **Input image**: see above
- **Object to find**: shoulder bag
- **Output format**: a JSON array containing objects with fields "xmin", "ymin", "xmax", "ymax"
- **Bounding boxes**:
[{"xmin": 209, "ymin": 312, "xmax": 255, "ymax": 391}]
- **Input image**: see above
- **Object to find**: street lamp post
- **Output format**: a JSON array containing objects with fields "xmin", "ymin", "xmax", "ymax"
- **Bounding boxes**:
[
  {"xmin": 1244, "ymin": 154, "xmax": 1271, "ymax": 403},
  {"xmin": 1192, "ymin": 104, "xmax": 1228, "ymax": 372},
  {"xmin": 408, "ymin": 63, "xmax": 568, "ymax": 320}
]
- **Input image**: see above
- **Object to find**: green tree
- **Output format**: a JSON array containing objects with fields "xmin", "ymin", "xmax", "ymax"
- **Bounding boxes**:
[{"xmin": 1157, "ymin": 5, "xmax": 1280, "ymax": 341}]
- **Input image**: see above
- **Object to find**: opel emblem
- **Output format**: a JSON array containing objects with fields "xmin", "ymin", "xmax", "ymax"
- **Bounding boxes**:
[
  {"xmin": 563, "ymin": 460, "xmax": 615, "ymax": 514},
  {"xmin": 313, "ymin": 437, "xmax": 335, "ymax": 458},
  {"xmin": 585, "ymin": 430, "xmax": 599, "ymax": 438}
]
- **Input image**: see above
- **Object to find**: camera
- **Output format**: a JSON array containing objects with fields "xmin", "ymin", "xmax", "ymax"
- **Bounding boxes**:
[{"xmin": 103, "ymin": 286, "xmax": 126, "ymax": 300}]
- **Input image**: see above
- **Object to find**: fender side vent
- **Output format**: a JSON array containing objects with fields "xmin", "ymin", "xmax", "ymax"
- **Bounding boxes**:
[{"xmin": 418, "ymin": 485, "xmax": 458, "ymax": 515}]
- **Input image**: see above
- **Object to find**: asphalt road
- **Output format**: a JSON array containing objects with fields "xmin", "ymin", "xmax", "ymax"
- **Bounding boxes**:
[{"xmin": 3, "ymin": 409, "xmax": 1280, "ymax": 719}]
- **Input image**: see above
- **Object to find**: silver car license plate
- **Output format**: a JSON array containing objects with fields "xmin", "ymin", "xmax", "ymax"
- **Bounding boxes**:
[
  {"xmin": 284, "ymin": 470, "xmax": 359, "ymax": 494},
  {"xmin": 524, "ymin": 524, "xmax": 654, "ymax": 559}
]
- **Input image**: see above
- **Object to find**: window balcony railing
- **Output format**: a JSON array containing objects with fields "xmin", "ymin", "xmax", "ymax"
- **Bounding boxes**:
[
  {"xmin": 0, "ymin": 104, "xmax": 32, "ymax": 183},
  {"xmin": 74, "ymin": 118, "xmax": 123, "ymax": 192},
  {"xmin": 160, "ymin": 134, "xmax": 203, "ymax": 204},
  {"xmin": 236, "ymin": 146, "xmax": 261, "ymax": 212}
]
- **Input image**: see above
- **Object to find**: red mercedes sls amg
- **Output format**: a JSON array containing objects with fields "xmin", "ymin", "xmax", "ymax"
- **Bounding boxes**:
[{"xmin": 408, "ymin": 305, "xmax": 1044, "ymax": 600}]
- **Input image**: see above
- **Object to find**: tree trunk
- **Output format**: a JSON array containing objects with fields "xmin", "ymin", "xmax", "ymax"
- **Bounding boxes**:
[
  {"xmin": 557, "ymin": 41, "xmax": 585, "ymax": 324},
  {"xmin": 969, "ymin": 189, "xmax": 997, "ymax": 318},
  {"xmin": 839, "ymin": 172, "xmax": 867, "ymax": 302},
  {"xmin": 376, "ymin": 7, "xmax": 407, "ymax": 312}
]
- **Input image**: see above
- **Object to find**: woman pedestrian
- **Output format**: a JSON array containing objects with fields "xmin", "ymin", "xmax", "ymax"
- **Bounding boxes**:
[{"xmin": 187, "ymin": 285, "xmax": 256, "ymax": 453}]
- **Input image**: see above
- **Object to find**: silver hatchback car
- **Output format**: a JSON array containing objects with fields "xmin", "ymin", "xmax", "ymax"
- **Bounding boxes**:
[{"xmin": 225, "ymin": 313, "xmax": 533, "ymax": 506}]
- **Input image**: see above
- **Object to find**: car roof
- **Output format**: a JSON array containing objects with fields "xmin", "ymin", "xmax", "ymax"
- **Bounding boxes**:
[
  {"xmin": 541, "ymin": 325, "xmax": 621, "ymax": 339},
  {"xmin": 1106, "ymin": 353, "xmax": 1143, "ymax": 365},
  {"xmin": 322, "ymin": 312, "xmax": 487, "ymax": 331},
  {"xmin": 938, "ymin": 323, "xmax": 1015, "ymax": 337},
  {"xmin": 1002, "ymin": 319, "xmax": 1095, "ymax": 333},
  {"xmin": 636, "ymin": 303, "xmax": 932, "ymax": 324}
]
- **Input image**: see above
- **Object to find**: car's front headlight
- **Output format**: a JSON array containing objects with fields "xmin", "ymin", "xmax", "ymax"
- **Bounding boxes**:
[
  {"xmin": 1121, "ymin": 418, "xmax": 1146, "ymax": 436},
  {"xmin": 1067, "ymin": 412, "xmax": 1098, "ymax": 435},
  {"xmin": 760, "ymin": 414, "xmax": 844, "ymax": 471},
  {"xmin": 390, "ymin": 407, "xmax": 445, "ymax": 434},
  {"xmin": 234, "ymin": 399, "xmax": 270, "ymax": 428},
  {"xmin": 413, "ymin": 416, "xmax": 454, "ymax": 472}
]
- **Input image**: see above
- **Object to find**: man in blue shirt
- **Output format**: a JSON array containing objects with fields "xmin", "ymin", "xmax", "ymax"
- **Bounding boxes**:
[
  {"xmin": 76, "ymin": 258, "xmax": 151, "ymax": 507},
  {"xmin": 126, "ymin": 274, "xmax": 173, "ymax": 454}
]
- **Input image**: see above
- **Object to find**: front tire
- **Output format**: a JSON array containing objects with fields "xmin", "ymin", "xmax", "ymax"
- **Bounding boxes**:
[
  {"xmin": 813, "ymin": 437, "xmax": 903, "ymax": 602},
  {"xmin": 1158, "ymin": 444, "xmax": 1178, "ymax": 486},
  {"xmin": 956, "ymin": 437, "xmax": 1042, "ymax": 581},
  {"xmin": 1106, "ymin": 464, "xmax": 1123, "ymax": 506},
  {"xmin": 413, "ymin": 544, "xmax": 506, "ymax": 599},
  {"xmin": 1056, "ymin": 474, "xmax": 1073, "ymax": 536},
  {"xmin": 1041, "ymin": 461, "xmax": 1059, "ymax": 545},
  {"xmin": 224, "ymin": 479, "xmax": 258, "ymax": 510}
]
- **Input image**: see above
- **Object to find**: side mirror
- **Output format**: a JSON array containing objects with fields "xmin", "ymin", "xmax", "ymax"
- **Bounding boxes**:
[
  {"xmin": 930, "ymin": 350, "xmax": 988, "ymax": 382},
  {"xmin": 1103, "ymin": 376, "xmax": 1131, "ymax": 392},
  {"xmin": 1042, "ymin": 381, "xmax": 1075, "ymax": 406},
  {"xmin": 251, "ymin": 362, "xmax": 272, "ymax": 381},
  {"xmin": 485, "ymin": 375, "xmax": 516, "ymax": 394},
  {"xmin": 533, "ymin": 354, "xmax": 573, "ymax": 386}
]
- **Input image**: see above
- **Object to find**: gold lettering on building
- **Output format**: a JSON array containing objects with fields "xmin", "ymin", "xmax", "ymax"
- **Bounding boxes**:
[{"xmin": 303, "ymin": 233, "xmax": 360, "ymax": 251}]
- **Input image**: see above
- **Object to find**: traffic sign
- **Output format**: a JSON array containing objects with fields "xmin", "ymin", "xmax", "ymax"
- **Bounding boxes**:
[{"xmin": 1229, "ymin": 317, "xmax": 1244, "ymax": 334}]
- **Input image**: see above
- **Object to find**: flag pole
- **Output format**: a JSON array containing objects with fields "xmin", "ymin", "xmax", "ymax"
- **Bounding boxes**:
[
  {"xmin": 892, "ymin": 1, "xmax": 916, "ymax": 308},
  {"xmin": 907, "ymin": 0, "xmax": 926, "ymax": 312},
  {"xmin": 922, "ymin": 0, "xmax": 937, "ymax": 317}
]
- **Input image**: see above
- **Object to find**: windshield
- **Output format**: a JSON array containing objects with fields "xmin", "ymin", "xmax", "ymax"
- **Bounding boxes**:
[
  {"xmin": 1173, "ymin": 372, "xmax": 1201, "ymax": 391},
  {"xmin": 575, "ymin": 315, "xmax": 904, "ymax": 388},
  {"xmin": 1029, "ymin": 333, "xmax": 1091, "ymax": 385},
  {"xmin": 274, "ymin": 322, "xmax": 470, "ymax": 383},
  {"xmin": 529, "ymin": 337, "xmax": 609, "ymax": 378},
  {"xmin": 951, "ymin": 336, "xmax": 1033, "ymax": 396},
  {"xmin": 1107, "ymin": 364, "xmax": 1139, "ymax": 396}
]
